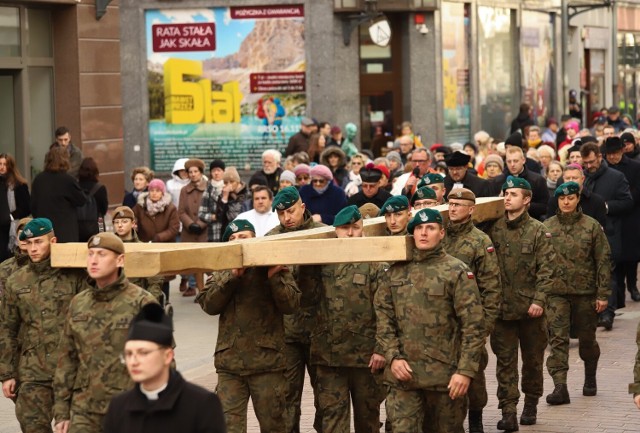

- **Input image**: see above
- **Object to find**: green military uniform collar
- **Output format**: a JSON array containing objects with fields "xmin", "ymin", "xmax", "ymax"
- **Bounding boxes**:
[
  {"xmin": 505, "ymin": 211, "xmax": 529, "ymax": 229},
  {"xmin": 122, "ymin": 230, "xmax": 141, "ymax": 243},
  {"xmin": 90, "ymin": 271, "xmax": 129, "ymax": 302},
  {"xmin": 411, "ymin": 243, "xmax": 446, "ymax": 263},
  {"xmin": 279, "ymin": 209, "xmax": 316, "ymax": 233},
  {"xmin": 557, "ymin": 208, "xmax": 583, "ymax": 225},
  {"xmin": 386, "ymin": 227, "xmax": 408, "ymax": 236},
  {"xmin": 446, "ymin": 218, "xmax": 474, "ymax": 236},
  {"xmin": 28, "ymin": 256, "xmax": 54, "ymax": 273}
]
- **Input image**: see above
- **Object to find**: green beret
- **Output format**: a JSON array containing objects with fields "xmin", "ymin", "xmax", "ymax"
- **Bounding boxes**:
[
  {"xmin": 502, "ymin": 175, "xmax": 532, "ymax": 191},
  {"xmin": 333, "ymin": 205, "xmax": 362, "ymax": 227},
  {"xmin": 88, "ymin": 232, "xmax": 125, "ymax": 255},
  {"xmin": 417, "ymin": 173, "xmax": 445, "ymax": 189},
  {"xmin": 272, "ymin": 186, "xmax": 300, "ymax": 211},
  {"xmin": 554, "ymin": 181, "xmax": 580, "ymax": 198},
  {"xmin": 222, "ymin": 219, "xmax": 255, "ymax": 242},
  {"xmin": 411, "ymin": 186, "xmax": 436, "ymax": 205},
  {"xmin": 378, "ymin": 195, "xmax": 410, "ymax": 216},
  {"xmin": 408, "ymin": 209, "xmax": 443, "ymax": 234},
  {"xmin": 19, "ymin": 218, "xmax": 53, "ymax": 241}
]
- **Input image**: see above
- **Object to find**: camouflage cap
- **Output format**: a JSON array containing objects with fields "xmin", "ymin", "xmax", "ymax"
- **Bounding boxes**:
[
  {"xmin": 333, "ymin": 205, "xmax": 362, "ymax": 227},
  {"xmin": 222, "ymin": 219, "xmax": 255, "ymax": 242},
  {"xmin": 417, "ymin": 173, "xmax": 445, "ymax": 189},
  {"xmin": 378, "ymin": 195, "xmax": 410, "ymax": 216},
  {"xmin": 88, "ymin": 232, "xmax": 125, "ymax": 255},
  {"xmin": 554, "ymin": 181, "xmax": 580, "ymax": 198},
  {"xmin": 447, "ymin": 187, "xmax": 476, "ymax": 203},
  {"xmin": 272, "ymin": 186, "xmax": 300, "ymax": 211},
  {"xmin": 16, "ymin": 217, "xmax": 33, "ymax": 233},
  {"xmin": 112, "ymin": 206, "xmax": 135, "ymax": 221},
  {"xmin": 127, "ymin": 303, "xmax": 173, "ymax": 347},
  {"xmin": 501, "ymin": 175, "xmax": 531, "ymax": 191},
  {"xmin": 407, "ymin": 208, "xmax": 444, "ymax": 234},
  {"xmin": 411, "ymin": 186, "xmax": 437, "ymax": 205},
  {"xmin": 19, "ymin": 218, "xmax": 53, "ymax": 241},
  {"xmin": 358, "ymin": 203, "xmax": 380, "ymax": 219}
]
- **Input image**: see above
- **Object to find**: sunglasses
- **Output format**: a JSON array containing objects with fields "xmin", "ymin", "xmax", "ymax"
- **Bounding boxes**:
[
  {"xmin": 311, "ymin": 178, "xmax": 328, "ymax": 185},
  {"xmin": 296, "ymin": 175, "xmax": 310, "ymax": 181}
]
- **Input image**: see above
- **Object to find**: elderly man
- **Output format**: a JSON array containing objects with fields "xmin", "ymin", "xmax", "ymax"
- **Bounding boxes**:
[
  {"xmin": 379, "ymin": 196, "xmax": 411, "ymax": 236},
  {"xmin": 393, "ymin": 148, "xmax": 433, "ymax": 197},
  {"xmin": 444, "ymin": 151, "xmax": 489, "ymax": 198},
  {"xmin": 347, "ymin": 165, "xmax": 391, "ymax": 208},
  {"xmin": 375, "ymin": 208, "xmax": 485, "ymax": 432},
  {"xmin": 252, "ymin": 150, "xmax": 284, "ymax": 196}
]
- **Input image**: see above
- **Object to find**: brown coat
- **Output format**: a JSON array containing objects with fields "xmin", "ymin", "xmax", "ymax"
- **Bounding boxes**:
[
  {"xmin": 179, "ymin": 179, "xmax": 208, "ymax": 242},
  {"xmin": 133, "ymin": 192, "xmax": 180, "ymax": 243}
]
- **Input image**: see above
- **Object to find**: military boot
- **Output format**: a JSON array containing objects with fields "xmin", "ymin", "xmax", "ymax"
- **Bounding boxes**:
[
  {"xmin": 468, "ymin": 410, "xmax": 484, "ymax": 433},
  {"xmin": 631, "ymin": 287, "xmax": 640, "ymax": 302},
  {"xmin": 546, "ymin": 383, "xmax": 570, "ymax": 405},
  {"xmin": 496, "ymin": 413, "xmax": 518, "ymax": 432},
  {"xmin": 584, "ymin": 360, "xmax": 598, "ymax": 396},
  {"xmin": 519, "ymin": 397, "xmax": 538, "ymax": 425}
]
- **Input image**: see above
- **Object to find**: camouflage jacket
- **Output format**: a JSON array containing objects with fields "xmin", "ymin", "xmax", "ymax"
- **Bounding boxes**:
[
  {"xmin": 0, "ymin": 258, "xmax": 86, "ymax": 382},
  {"xmin": 53, "ymin": 273, "xmax": 157, "ymax": 419},
  {"xmin": 197, "ymin": 267, "xmax": 300, "ymax": 375},
  {"xmin": 375, "ymin": 244, "xmax": 485, "ymax": 391},
  {"xmin": 311, "ymin": 262, "xmax": 386, "ymax": 367},
  {"xmin": 122, "ymin": 232, "xmax": 164, "ymax": 301},
  {"xmin": 544, "ymin": 210, "xmax": 611, "ymax": 299},
  {"xmin": 266, "ymin": 209, "xmax": 324, "ymax": 344},
  {"xmin": 443, "ymin": 218, "xmax": 502, "ymax": 334},
  {"xmin": 630, "ymin": 320, "xmax": 640, "ymax": 396},
  {"xmin": 487, "ymin": 212, "xmax": 555, "ymax": 320},
  {"xmin": 0, "ymin": 250, "xmax": 29, "ymax": 295}
]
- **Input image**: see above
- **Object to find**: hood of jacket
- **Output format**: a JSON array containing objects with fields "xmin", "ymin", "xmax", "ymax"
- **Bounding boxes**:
[
  {"xmin": 320, "ymin": 146, "xmax": 347, "ymax": 168},
  {"xmin": 171, "ymin": 158, "xmax": 189, "ymax": 179}
]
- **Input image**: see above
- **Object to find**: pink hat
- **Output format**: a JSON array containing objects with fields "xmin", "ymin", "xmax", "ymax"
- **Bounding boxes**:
[
  {"xmin": 566, "ymin": 163, "xmax": 583, "ymax": 171},
  {"xmin": 294, "ymin": 163, "xmax": 310, "ymax": 176},
  {"xmin": 310, "ymin": 164, "xmax": 333, "ymax": 181},
  {"xmin": 565, "ymin": 121, "xmax": 580, "ymax": 132},
  {"xmin": 148, "ymin": 179, "xmax": 166, "ymax": 193}
]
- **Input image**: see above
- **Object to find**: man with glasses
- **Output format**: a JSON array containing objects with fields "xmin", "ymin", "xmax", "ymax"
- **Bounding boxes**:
[
  {"xmin": 580, "ymin": 141, "xmax": 633, "ymax": 330},
  {"xmin": 410, "ymin": 186, "xmax": 438, "ymax": 210},
  {"xmin": 104, "ymin": 303, "xmax": 226, "ymax": 432},
  {"xmin": 442, "ymin": 188, "xmax": 502, "ymax": 433},
  {"xmin": 53, "ymin": 233, "xmax": 157, "ymax": 433},
  {"xmin": 393, "ymin": 148, "xmax": 433, "ymax": 197},
  {"xmin": 347, "ymin": 165, "xmax": 391, "ymax": 208},
  {"xmin": 444, "ymin": 151, "xmax": 490, "ymax": 198}
]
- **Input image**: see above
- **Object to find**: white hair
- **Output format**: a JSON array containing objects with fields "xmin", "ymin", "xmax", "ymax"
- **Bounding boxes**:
[
  {"xmin": 537, "ymin": 144, "xmax": 556, "ymax": 159},
  {"xmin": 262, "ymin": 149, "xmax": 282, "ymax": 163}
]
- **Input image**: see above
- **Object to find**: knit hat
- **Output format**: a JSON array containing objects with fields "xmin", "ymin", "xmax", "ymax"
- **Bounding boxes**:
[
  {"xmin": 407, "ymin": 209, "xmax": 443, "ymax": 234},
  {"xmin": 184, "ymin": 159, "xmax": 205, "ymax": 173},
  {"xmin": 272, "ymin": 186, "xmax": 301, "ymax": 211},
  {"xmin": 375, "ymin": 164, "xmax": 390, "ymax": 180},
  {"xmin": 505, "ymin": 132, "xmax": 524, "ymax": 148},
  {"xmin": 148, "ymin": 179, "xmax": 166, "ymax": 193},
  {"xmin": 223, "ymin": 167, "xmax": 241, "ymax": 183},
  {"xmin": 386, "ymin": 151, "xmax": 402, "ymax": 165},
  {"xmin": 222, "ymin": 219, "xmax": 256, "ymax": 242},
  {"xmin": 310, "ymin": 164, "xmax": 333, "ymax": 181},
  {"xmin": 333, "ymin": 205, "xmax": 362, "ymax": 227},
  {"xmin": 565, "ymin": 121, "xmax": 580, "ymax": 133},
  {"xmin": 294, "ymin": 164, "xmax": 310, "ymax": 177},
  {"xmin": 483, "ymin": 154, "xmax": 504, "ymax": 171},
  {"xmin": 87, "ymin": 232, "xmax": 125, "ymax": 255},
  {"xmin": 448, "ymin": 188, "xmax": 476, "ymax": 203},
  {"xmin": 280, "ymin": 170, "xmax": 296, "ymax": 185},
  {"xmin": 209, "ymin": 159, "xmax": 226, "ymax": 171},
  {"xmin": 127, "ymin": 303, "xmax": 173, "ymax": 347},
  {"xmin": 502, "ymin": 175, "xmax": 532, "ymax": 191},
  {"xmin": 621, "ymin": 132, "xmax": 636, "ymax": 145},
  {"xmin": 554, "ymin": 181, "xmax": 580, "ymax": 198},
  {"xmin": 378, "ymin": 195, "xmax": 409, "ymax": 216},
  {"xmin": 249, "ymin": 172, "xmax": 268, "ymax": 188},
  {"xmin": 112, "ymin": 206, "xmax": 135, "ymax": 221},
  {"xmin": 19, "ymin": 218, "xmax": 53, "ymax": 241}
]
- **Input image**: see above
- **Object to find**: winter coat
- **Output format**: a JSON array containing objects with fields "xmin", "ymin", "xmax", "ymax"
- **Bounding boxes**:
[
  {"xmin": 299, "ymin": 183, "xmax": 347, "ymax": 225},
  {"xmin": 251, "ymin": 167, "xmax": 283, "ymax": 197},
  {"xmin": 510, "ymin": 112, "xmax": 534, "ymax": 135},
  {"xmin": 490, "ymin": 166, "xmax": 550, "ymax": 221},
  {"xmin": 133, "ymin": 192, "xmax": 180, "ymax": 243},
  {"xmin": 608, "ymin": 155, "xmax": 640, "ymax": 261},
  {"xmin": 31, "ymin": 171, "xmax": 86, "ymax": 242},
  {"xmin": 444, "ymin": 171, "xmax": 491, "ymax": 198},
  {"xmin": 8, "ymin": 182, "xmax": 30, "ymax": 220},
  {"xmin": 178, "ymin": 179, "xmax": 207, "ymax": 242},
  {"xmin": 285, "ymin": 130, "xmax": 311, "ymax": 156},
  {"xmin": 216, "ymin": 183, "xmax": 248, "ymax": 235},
  {"xmin": 320, "ymin": 147, "xmax": 350, "ymax": 189},
  {"xmin": 77, "ymin": 180, "xmax": 109, "ymax": 242}
]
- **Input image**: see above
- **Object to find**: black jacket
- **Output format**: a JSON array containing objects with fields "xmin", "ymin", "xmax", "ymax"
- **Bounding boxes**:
[
  {"xmin": 510, "ymin": 113, "xmax": 534, "ymax": 135},
  {"xmin": 103, "ymin": 370, "xmax": 226, "ymax": 433},
  {"xmin": 31, "ymin": 171, "xmax": 86, "ymax": 242},
  {"xmin": 444, "ymin": 170, "xmax": 491, "ymax": 198},
  {"xmin": 347, "ymin": 188, "xmax": 391, "ymax": 209},
  {"xmin": 489, "ymin": 167, "xmax": 549, "ymax": 221},
  {"xmin": 608, "ymin": 155, "xmax": 640, "ymax": 261}
]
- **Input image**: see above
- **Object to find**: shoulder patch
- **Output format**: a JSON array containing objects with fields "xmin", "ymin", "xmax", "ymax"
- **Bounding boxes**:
[
  {"xmin": 545, "ymin": 232, "xmax": 552, "ymax": 238},
  {"xmin": 486, "ymin": 246, "xmax": 495, "ymax": 253},
  {"xmin": 467, "ymin": 272, "xmax": 475, "ymax": 280}
]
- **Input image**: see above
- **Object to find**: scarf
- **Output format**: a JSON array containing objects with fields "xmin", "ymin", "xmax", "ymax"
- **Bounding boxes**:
[
  {"xmin": 546, "ymin": 177, "xmax": 557, "ymax": 191},
  {"xmin": 145, "ymin": 193, "xmax": 171, "ymax": 216}
]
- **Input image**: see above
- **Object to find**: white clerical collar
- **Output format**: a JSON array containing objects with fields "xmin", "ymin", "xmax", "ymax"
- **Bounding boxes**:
[{"xmin": 140, "ymin": 382, "xmax": 168, "ymax": 401}]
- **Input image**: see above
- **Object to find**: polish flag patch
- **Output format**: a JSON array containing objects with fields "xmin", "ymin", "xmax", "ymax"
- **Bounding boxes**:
[
  {"xmin": 486, "ymin": 246, "xmax": 495, "ymax": 253},
  {"xmin": 545, "ymin": 232, "xmax": 552, "ymax": 238},
  {"xmin": 467, "ymin": 272, "xmax": 475, "ymax": 279}
]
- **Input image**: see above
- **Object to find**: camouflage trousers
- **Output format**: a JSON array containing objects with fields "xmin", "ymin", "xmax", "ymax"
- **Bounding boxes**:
[
  {"xmin": 216, "ymin": 370, "xmax": 288, "ymax": 433},
  {"xmin": 15, "ymin": 381, "xmax": 53, "ymax": 433},
  {"xmin": 315, "ymin": 365, "xmax": 385, "ymax": 433},
  {"xmin": 490, "ymin": 316, "xmax": 547, "ymax": 413},
  {"xmin": 467, "ymin": 343, "xmax": 489, "ymax": 411},
  {"xmin": 387, "ymin": 387, "xmax": 467, "ymax": 433},
  {"xmin": 283, "ymin": 342, "xmax": 322, "ymax": 433},
  {"xmin": 546, "ymin": 294, "xmax": 600, "ymax": 385},
  {"xmin": 68, "ymin": 411, "xmax": 103, "ymax": 433}
]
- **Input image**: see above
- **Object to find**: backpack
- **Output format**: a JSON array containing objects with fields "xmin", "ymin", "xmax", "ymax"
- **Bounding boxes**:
[{"xmin": 77, "ymin": 183, "xmax": 102, "ymax": 223}]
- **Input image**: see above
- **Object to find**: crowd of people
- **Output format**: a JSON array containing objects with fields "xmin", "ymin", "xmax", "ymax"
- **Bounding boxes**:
[{"xmin": 2, "ymin": 108, "xmax": 640, "ymax": 433}]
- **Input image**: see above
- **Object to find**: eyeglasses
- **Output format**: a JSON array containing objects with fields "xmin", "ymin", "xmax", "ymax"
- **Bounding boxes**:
[
  {"xmin": 119, "ymin": 348, "xmax": 164, "ymax": 364},
  {"xmin": 296, "ymin": 175, "xmax": 310, "ymax": 181},
  {"xmin": 411, "ymin": 160, "xmax": 428, "ymax": 164},
  {"xmin": 448, "ymin": 202, "xmax": 472, "ymax": 208},
  {"xmin": 311, "ymin": 179, "xmax": 327, "ymax": 185}
]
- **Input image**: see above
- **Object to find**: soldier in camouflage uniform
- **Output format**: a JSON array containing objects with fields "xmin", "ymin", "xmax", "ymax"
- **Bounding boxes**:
[
  {"xmin": 415, "ymin": 173, "xmax": 447, "ymax": 205},
  {"xmin": 111, "ymin": 206, "xmax": 164, "ymax": 301},
  {"xmin": 266, "ymin": 187, "xmax": 324, "ymax": 432},
  {"xmin": 375, "ymin": 208, "xmax": 485, "ymax": 433},
  {"xmin": 441, "ymin": 188, "xmax": 502, "ymax": 433},
  {"xmin": 197, "ymin": 219, "xmax": 300, "ymax": 433},
  {"xmin": 543, "ymin": 182, "xmax": 611, "ymax": 405},
  {"xmin": 310, "ymin": 206, "xmax": 386, "ymax": 433},
  {"xmin": 630, "ymin": 321, "xmax": 640, "ymax": 409},
  {"xmin": 379, "ymin": 195, "xmax": 410, "ymax": 236},
  {"xmin": 53, "ymin": 232, "xmax": 157, "ymax": 433},
  {"xmin": 0, "ymin": 218, "xmax": 87, "ymax": 433},
  {"xmin": 0, "ymin": 217, "xmax": 32, "ymax": 302},
  {"xmin": 487, "ymin": 176, "xmax": 555, "ymax": 432}
]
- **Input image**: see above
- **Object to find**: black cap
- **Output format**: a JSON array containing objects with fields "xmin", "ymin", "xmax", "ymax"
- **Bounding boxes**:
[
  {"xmin": 209, "ymin": 159, "xmax": 226, "ymax": 171},
  {"xmin": 620, "ymin": 132, "xmax": 636, "ymax": 145},
  {"xmin": 248, "ymin": 173, "xmax": 268, "ymax": 187},
  {"xmin": 127, "ymin": 303, "xmax": 173, "ymax": 347},
  {"xmin": 581, "ymin": 136, "xmax": 598, "ymax": 145},
  {"xmin": 603, "ymin": 137, "xmax": 624, "ymax": 153},
  {"xmin": 359, "ymin": 163, "xmax": 382, "ymax": 183},
  {"xmin": 504, "ymin": 132, "xmax": 523, "ymax": 148},
  {"xmin": 445, "ymin": 151, "xmax": 471, "ymax": 167}
]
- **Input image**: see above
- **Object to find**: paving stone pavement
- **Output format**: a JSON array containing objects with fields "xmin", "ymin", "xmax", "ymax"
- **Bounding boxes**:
[{"xmin": 2, "ymin": 282, "xmax": 640, "ymax": 432}]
